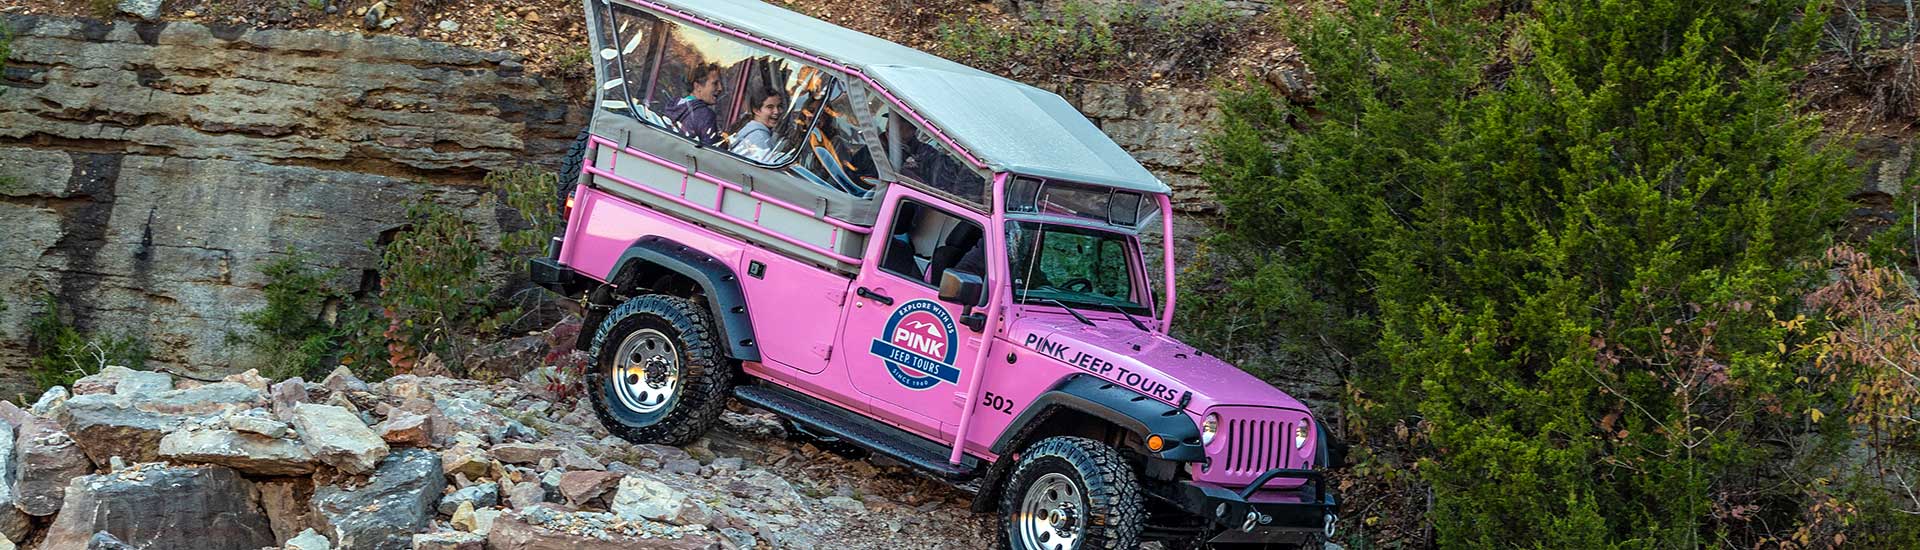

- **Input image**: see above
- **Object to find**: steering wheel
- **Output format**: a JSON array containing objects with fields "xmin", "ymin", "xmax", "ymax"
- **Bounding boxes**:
[{"xmin": 1060, "ymin": 278, "xmax": 1094, "ymax": 293}]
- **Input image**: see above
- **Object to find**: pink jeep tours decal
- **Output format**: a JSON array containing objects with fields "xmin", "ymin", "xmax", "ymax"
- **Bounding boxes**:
[{"xmin": 869, "ymin": 299, "xmax": 962, "ymax": 390}]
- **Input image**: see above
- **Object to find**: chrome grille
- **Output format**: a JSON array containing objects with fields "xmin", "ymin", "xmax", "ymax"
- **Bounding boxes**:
[{"xmin": 1224, "ymin": 418, "xmax": 1290, "ymax": 475}]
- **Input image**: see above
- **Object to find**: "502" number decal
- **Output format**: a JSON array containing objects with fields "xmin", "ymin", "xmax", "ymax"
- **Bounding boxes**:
[{"xmin": 981, "ymin": 392, "xmax": 1015, "ymax": 415}]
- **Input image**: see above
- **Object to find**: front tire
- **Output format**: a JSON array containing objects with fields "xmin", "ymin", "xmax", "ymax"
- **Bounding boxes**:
[
  {"xmin": 586, "ymin": 294, "xmax": 732, "ymax": 446},
  {"xmin": 1000, "ymin": 437, "xmax": 1145, "ymax": 550}
]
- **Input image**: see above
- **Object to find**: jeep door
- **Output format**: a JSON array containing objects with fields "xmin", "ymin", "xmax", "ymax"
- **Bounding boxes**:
[{"xmin": 840, "ymin": 188, "xmax": 989, "ymax": 437}]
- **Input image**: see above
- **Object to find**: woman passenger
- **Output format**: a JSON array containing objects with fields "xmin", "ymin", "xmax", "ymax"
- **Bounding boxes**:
[{"xmin": 729, "ymin": 88, "xmax": 787, "ymax": 162}]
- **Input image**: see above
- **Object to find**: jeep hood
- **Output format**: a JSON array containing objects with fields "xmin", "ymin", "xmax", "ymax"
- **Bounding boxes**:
[{"xmin": 1007, "ymin": 313, "xmax": 1310, "ymax": 415}]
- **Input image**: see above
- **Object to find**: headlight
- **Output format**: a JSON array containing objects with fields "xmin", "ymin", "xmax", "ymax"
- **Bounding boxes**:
[
  {"xmin": 1202, "ymin": 413, "xmax": 1219, "ymax": 445},
  {"xmin": 1294, "ymin": 423, "xmax": 1309, "ymax": 449}
]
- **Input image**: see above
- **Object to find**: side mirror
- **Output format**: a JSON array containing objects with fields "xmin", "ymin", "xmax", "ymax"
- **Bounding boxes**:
[{"xmin": 938, "ymin": 270, "xmax": 984, "ymax": 306}]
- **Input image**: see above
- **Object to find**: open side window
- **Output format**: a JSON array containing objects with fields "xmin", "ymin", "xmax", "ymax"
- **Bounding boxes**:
[
  {"xmin": 879, "ymin": 199, "xmax": 988, "ymax": 304},
  {"xmin": 590, "ymin": 0, "xmax": 880, "ymax": 197},
  {"xmin": 873, "ymin": 101, "xmax": 989, "ymax": 209}
]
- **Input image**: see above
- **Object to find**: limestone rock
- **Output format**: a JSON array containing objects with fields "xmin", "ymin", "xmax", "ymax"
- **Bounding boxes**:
[
  {"xmin": 0, "ymin": 421, "xmax": 30, "ymax": 541},
  {"xmin": 322, "ymin": 367, "xmax": 371, "ymax": 394},
  {"xmin": 411, "ymin": 531, "xmax": 485, "ymax": 550},
  {"xmin": 440, "ymin": 445, "xmax": 490, "ymax": 480},
  {"xmin": 489, "ymin": 443, "xmax": 563, "ymax": 465},
  {"xmin": 377, "ymin": 412, "xmax": 431, "ymax": 447},
  {"xmin": 141, "ymin": 382, "xmax": 267, "ymax": 415},
  {"xmin": 611, "ymin": 475, "xmax": 695, "ymax": 524},
  {"xmin": 286, "ymin": 528, "xmax": 332, "ymax": 550},
  {"xmin": 72, "ymin": 367, "xmax": 139, "ymax": 396},
  {"xmin": 115, "ymin": 0, "xmax": 163, "ymax": 21},
  {"xmin": 272, "ymin": 378, "xmax": 311, "ymax": 421},
  {"xmin": 487, "ymin": 509, "xmax": 719, "ymax": 550},
  {"xmin": 113, "ymin": 369, "xmax": 174, "ymax": 397},
  {"xmin": 223, "ymin": 369, "xmax": 272, "ymax": 392},
  {"xmin": 42, "ymin": 465, "xmax": 276, "ymax": 550},
  {"xmin": 556, "ymin": 471, "xmax": 623, "ymax": 506},
  {"xmin": 291, "ymin": 403, "xmax": 388, "ymax": 474},
  {"xmin": 228, "ymin": 409, "xmax": 292, "ymax": 439},
  {"xmin": 13, "ymin": 416, "xmax": 93, "ymax": 516},
  {"xmin": 311, "ymin": 449, "xmax": 445, "ymax": 550},
  {"xmin": 158, "ymin": 428, "xmax": 317, "ymax": 476},
  {"xmin": 258, "ymin": 478, "xmax": 320, "ymax": 546},
  {"xmin": 87, "ymin": 531, "xmax": 137, "ymax": 549},
  {"xmin": 437, "ymin": 482, "xmax": 498, "ymax": 516},
  {"xmin": 450, "ymin": 502, "xmax": 501, "ymax": 534},
  {"xmin": 59, "ymin": 393, "xmax": 187, "ymax": 464},
  {"xmin": 30, "ymin": 386, "xmax": 71, "ymax": 417},
  {"xmin": 504, "ymin": 480, "xmax": 547, "ymax": 510}
]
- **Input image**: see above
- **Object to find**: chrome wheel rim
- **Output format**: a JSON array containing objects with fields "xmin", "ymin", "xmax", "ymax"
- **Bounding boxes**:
[
  {"xmin": 612, "ymin": 328, "xmax": 679, "ymax": 414},
  {"xmin": 1017, "ymin": 472, "xmax": 1082, "ymax": 550}
]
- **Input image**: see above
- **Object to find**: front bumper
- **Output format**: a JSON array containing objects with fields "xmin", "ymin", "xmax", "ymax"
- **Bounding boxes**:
[{"xmin": 1175, "ymin": 468, "xmax": 1337, "ymax": 545}]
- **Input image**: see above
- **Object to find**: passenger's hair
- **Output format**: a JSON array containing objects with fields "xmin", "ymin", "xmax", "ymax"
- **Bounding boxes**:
[{"xmin": 689, "ymin": 63, "xmax": 724, "ymax": 87}]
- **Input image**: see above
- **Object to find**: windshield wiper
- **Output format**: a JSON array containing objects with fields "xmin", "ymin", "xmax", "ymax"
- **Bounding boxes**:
[
  {"xmin": 1088, "ymin": 302, "xmax": 1150, "ymax": 332},
  {"xmin": 1043, "ymin": 299, "xmax": 1096, "ymax": 326}
]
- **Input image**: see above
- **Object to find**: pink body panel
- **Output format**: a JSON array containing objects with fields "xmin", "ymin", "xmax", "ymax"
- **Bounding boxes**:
[{"xmin": 737, "ymin": 247, "xmax": 852, "ymax": 375}]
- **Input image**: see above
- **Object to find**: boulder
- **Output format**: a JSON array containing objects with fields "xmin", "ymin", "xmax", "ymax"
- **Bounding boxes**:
[
  {"xmin": 487, "ymin": 508, "xmax": 719, "ymax": 550},
  {"xmin": 504, "ymin": 479, "xmax": 547, "ymax": 510},
  {"xmin": 0, "ymin": 422, "xmax": 28, "ymax": 541},
  {"xmin": 440, "ymin": 444, "xmax": 490, "ymax": 480},
  {"xmin": 59, "ymin": 393, "xmax": 186, "ymax": 464},
  {"xmin": 72, "ymin": 366, "xmax": 140, "ymax": 396},
  {"xmin": 489, "ymin": 443, "xmax": 563, "ymax": 465},
  {"xmin": 556, "ymin": 471, "xmax": 623, "ymax": 506},
  {"xmin": 377, "ymin": 412, "xmax": 431, "ymax": 447},
  {"xmin": 436, "ymin": 482, "xmax": 498, "ymax": 516},
  {"xmin": 291, "ymin": 403, "xmax": 389, "ymax": 474},
  {"xmin": 14, "ymin": 416, "xmax": 93, "ymax": 516},
  {"xmin": 115, "ymin": 0, "xmax": 162, "ymax": 21},
  {"xmin": 447, "ymin": 501, "xmax": 501, "ymax": 534},
  {"xmin": 113, "ymin": 369, "xmax": 174, "ymax": 397},
  {"xmin": 158, "ymin": 429, "xmax": 317, "ymax": 476},
  {"xmin": 87, "ymin": 531, "xmax": 137, "ymax": 549},
  {"xmin": 228, "ymin": 409, "xmax": 292, "ymax": 439},
  {"xmin": 411, "ymin": 531, "xmax": 486, "ymax": 550},
  {"xmin": 223, "ymin": 369, "xmax": 272, "ymax": 392},
  {"xmin": 322, "ymin": 367, "xmax": 372, "ymax": 394},
  {"xmin": 29, "ymin": 386, "xmax": 71, "ymax": 417},
  {"xmin": 41, "ymin": 464, "xmax": 277, "ymax": 550},
  {"xmin": 611, "ymin": 475, "xmax": 698, "ymax": 524},
  {"xmin": 311, "ymin": 448, "xmax": 445, "ymax": 550},
  {"xmin": 272, "ymin": 378, "xmax": 311, "ymax": 421},
  {"xmin": 285, "ymin": 527, "xmax": 333, "ymax": 550},
  {"xmin": 258, "ymin": 478, "xmax": 320, "ymax": 546},
  {"xmin": 140, "ymin": 382, "xmax": 267, "ymax": 415}
]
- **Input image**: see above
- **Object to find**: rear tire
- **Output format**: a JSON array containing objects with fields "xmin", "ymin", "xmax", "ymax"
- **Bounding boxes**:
[
  {"xmin": 557, "ymin": 128, "xmax": 591, "ymax": 204},
  {"xmin": 999, "ymin": 436, "xmax": 1145, "ymax": 550},
  {"xmin": 586, "ymin": 294, "xmax": 732, "ymax": 446}
]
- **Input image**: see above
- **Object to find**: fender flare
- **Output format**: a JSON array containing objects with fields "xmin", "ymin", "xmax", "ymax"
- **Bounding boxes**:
[
  {"xmin": 990, "ymin": 374, "xmax": 1204, "ymax": 462},
  {"xmin": 607, "ymin": 236, "xmax": 760, "ymax": 362}
]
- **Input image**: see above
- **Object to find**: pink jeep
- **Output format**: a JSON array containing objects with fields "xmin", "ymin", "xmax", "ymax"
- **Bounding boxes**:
[{"xmin": 531, "ymin": 0, "xmax": 1339, "ymax": 546}]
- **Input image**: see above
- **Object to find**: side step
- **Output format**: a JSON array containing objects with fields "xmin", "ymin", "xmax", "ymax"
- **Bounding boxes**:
[{"xmin": 733, "ymin": 384, "xmax": 982, "ymax": 480}]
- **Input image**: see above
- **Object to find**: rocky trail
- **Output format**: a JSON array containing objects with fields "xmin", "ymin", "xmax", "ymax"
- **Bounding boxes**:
[{"xmin": 0, "ymin": 347, "xmax": 996, "ymax": 549}]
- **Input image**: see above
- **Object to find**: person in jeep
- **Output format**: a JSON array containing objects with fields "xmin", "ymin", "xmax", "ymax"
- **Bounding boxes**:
[{"xmin": 663, "ymin": 62, "xmax": 724, "ymax": 146}]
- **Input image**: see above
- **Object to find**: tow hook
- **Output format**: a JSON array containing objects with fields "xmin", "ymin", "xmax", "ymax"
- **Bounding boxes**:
[
  {"xmin": 1241, "ymin": 511, "xmax": 1268, "ymax": 532},
  {"xmin": 1324, "ymin": 513, "xmax": 1338, "ymax": 538}
]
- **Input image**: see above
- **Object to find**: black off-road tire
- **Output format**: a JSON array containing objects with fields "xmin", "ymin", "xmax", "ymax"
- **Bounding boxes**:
[
  {"xmin": 585, "ymin": 294, "xmax": 732, "ymax": 446},
  {"xmin": 999, "ymin": 436, "xmax": 1146, "ymax": 550},
  {"xmin": 557, "ymin": 128, "xmax": 591, "ymax": 204}
]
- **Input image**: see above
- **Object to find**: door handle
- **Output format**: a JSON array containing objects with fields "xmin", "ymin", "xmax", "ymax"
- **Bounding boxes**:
[{"xmin": 856, "ymin": 286, "xmax": 894, "ymax": 306}]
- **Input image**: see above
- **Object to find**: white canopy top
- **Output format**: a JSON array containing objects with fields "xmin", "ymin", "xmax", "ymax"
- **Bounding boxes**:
[{"xmin": 631, "ymin": 0, "xmax": 1171, "ymax": 194}]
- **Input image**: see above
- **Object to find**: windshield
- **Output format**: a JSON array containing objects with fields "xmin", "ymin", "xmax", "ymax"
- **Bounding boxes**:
[{"xmin": 1008, "ymin": 222, "xmax": 1150, "ymax": 315}]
